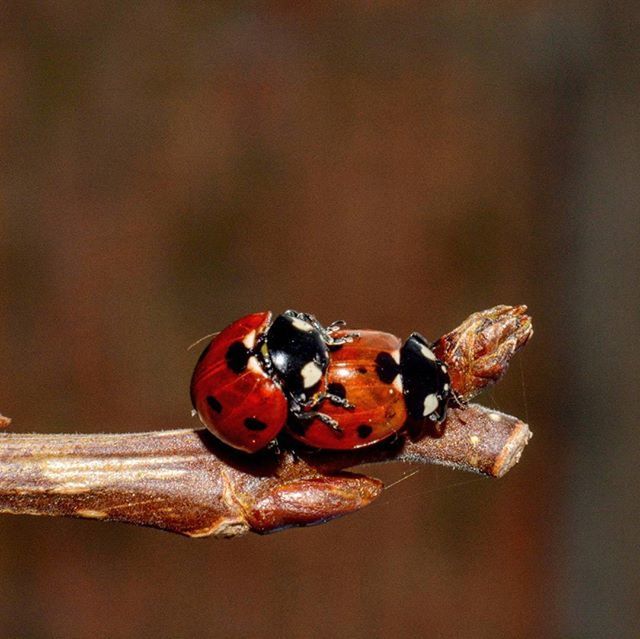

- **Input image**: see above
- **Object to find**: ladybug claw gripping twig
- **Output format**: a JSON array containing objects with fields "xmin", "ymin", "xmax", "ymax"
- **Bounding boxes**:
[{"xmin": 449, "ymin": 389, "xmax": 466, "ymax": 410}]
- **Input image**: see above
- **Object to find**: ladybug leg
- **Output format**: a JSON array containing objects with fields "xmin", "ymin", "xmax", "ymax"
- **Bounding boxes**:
[
  {"xmin": 321, "ymin": 392, "xmax": 355, "ymax": 410},
  {"xmin": 449, "ymin": 389, "xmax": 466, "ymax": 409},
  {"xmin": 266, "ymin": 439, "xmax": 282, "ymax": 455},
  {"xmin": 295, "ymin": 391, "xmax": 355, "ymax": 411},
  {"xmin": 324, "ymin": 320, "xmax": 360, "ymax": 346},
  {"xmin": 289, "ymin": 403, "xmax": 343, "ymax": 433},
  {"xmin": 325, "ymin": 331, "xmax": 359, "ymax": 346},
  {"xmin": 386, "ymin": 431, "xmax": 401, "ymax": 447},
  {"xmin": 304, "ymin": 314, "xmax": 358, "ymax": 346},
  {"xmin": 306, "ymin": 411, "xmax": 343, "ymax": 433},
  {"xmin": 288, "ymin": 443, "xmax": 301, "ymax": 462},
  {"xmin": 317, "ymin": 320, "xmax": 359, "ymax": 346},
  {"xmin": 283, "ymin": 310, "xmax": 358, "ymax": 347},
  {"xmin": 326, "ymin": 319, "xmax": 346, "ymax": 333}
]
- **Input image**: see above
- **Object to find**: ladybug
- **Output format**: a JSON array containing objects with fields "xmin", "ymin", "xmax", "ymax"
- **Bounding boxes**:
[
  {"xmin": 287, "ymin": 330, "xmax": 450, "ymax": 449},
  {"xmin": 190, "ymin": 310, "xmax": 355, "ymax": 453},
  {"xmin": 190, "ymin": 310, "xmax": 452, "ymax": 453}
]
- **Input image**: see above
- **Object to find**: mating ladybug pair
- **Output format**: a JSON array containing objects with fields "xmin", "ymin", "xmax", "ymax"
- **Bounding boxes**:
[{"xmin": 190, "ymin": 310, "xmax": 452, "ymax": 453}]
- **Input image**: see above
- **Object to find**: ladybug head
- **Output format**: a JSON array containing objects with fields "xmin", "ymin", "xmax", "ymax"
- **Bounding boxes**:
[
  {"xmin": 260, "ymin": 311, "xmax": 330, "ymax": 404},
  {"xmin": 400, "ymin": 332, "xmax": 451, "ymax": 422}
]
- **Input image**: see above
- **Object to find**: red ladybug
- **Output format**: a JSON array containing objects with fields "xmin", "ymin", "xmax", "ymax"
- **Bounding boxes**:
[
  {"xmin": 190, "ymin": 310, "xmax": 451, "ymax": 453},
  {"xmin": 286, "ymin": 330, "xmax": 406, "ymax": 449},
  {"xmin": 190, "ymin": 310, "xmax": 354, "ymax": 453},
  {"xmin": 287, "ymin": 330, "xmax": 450, "ymax": 449}
]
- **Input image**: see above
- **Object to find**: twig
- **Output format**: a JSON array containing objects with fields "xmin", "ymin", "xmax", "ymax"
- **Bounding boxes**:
[{"xmin": 0, "ymin": 305, "xmax": 533, "ymax": 537}]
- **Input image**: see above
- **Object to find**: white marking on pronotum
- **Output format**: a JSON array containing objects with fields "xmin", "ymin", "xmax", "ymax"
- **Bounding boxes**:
[
  {"xmin": 441, "ymin": 364, "xmax": 448, "ymax": 373},
  {"xmin": 247, "ymin": 356, "xmax": 262, "ymax": 374},
  {"xmin": 391, "ymin": 349, "xmax": 401, "ymax": 364},
  {"xmin": 291, "ymin": 317, "xmax": 314, "ymax": 332},
  {"xmin": 301, "ymin": 361, "xmax": 323, "ymax": 388},
  {"xmin": 422, "ymin": 393, "xmax": 439, "ymax": 416},
  {"xmin": 419, "ymin": 344, "xmax": 437, "ymax": 361},
  {"xmin": 242, "ymin": 330, "xmax": 256, "ymax": 349},
  {"xmin": 443, "ymin": 383, "xmax": 449, "ymax": 392},
  {"xmin": 392, "ymin": 373, "xmax": 403, "ymax": 393}
]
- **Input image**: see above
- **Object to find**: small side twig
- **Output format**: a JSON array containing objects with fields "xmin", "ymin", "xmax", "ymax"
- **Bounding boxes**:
[{"xmin": 0, "ymin": 305, "xmax": 533, "ymax": 537}]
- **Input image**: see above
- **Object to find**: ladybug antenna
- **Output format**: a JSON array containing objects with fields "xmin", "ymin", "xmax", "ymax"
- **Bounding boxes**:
[{"xmin": 187, "ymin": 332, "xmax": 220, "ymax": 351}]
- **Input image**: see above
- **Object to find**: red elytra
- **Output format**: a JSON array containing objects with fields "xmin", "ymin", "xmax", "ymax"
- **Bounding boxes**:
[
  {"xmin": 190, "ymin": 311, "xmax": 287, "ymax": 453},
  {"xmin": 287, "ymin": 330, "xmax": 408, "ymax": 449}
]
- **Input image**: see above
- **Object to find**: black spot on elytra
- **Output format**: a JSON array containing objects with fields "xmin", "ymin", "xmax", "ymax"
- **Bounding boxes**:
[
  {"xmin": 375, "ymin": 351, "xmax": 398, "ymax": 384},
  {"xmin": 357, "ymin": 424, "xmax": 373, "ymax": 439},
  {"xmin": 358, "ymin": 367, "xmax": 367, "ymax": 374},
  {"xmin": 327, "ymin": 382, "xmax": 346, "ymax": 399},
  {"xmin": 206, "ymin": 395, "xmax": 222, "ymax": 413},
  {"xmin": 244, "ymin": 417, "xmax": 267, "ymax": 431},
  {"xmin": 225, "ymin": 341, "xmax": 250, "ymax": 374}
]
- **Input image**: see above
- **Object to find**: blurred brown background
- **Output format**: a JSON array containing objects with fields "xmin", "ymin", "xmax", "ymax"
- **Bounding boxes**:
[{"xmin": 1, "ymin": 2, "xmax": 638, "ymax": 638}]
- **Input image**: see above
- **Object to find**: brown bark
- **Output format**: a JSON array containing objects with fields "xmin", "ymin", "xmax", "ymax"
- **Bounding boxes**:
[{"xmin": 0, "ymin": 305, "xmax": 533, "ymax": 537}]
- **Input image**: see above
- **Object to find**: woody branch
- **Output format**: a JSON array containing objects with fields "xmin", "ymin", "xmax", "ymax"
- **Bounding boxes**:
[{"xmin": 0, "ymin": 305, "xmax": 532, "ymax": 538}]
